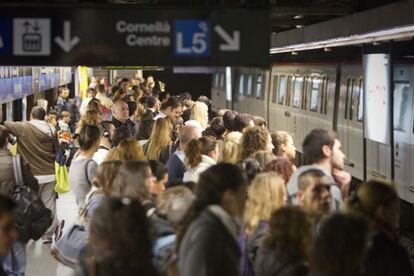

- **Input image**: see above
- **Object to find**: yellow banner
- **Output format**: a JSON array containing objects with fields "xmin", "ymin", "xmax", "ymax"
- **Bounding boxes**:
[{"xmin": 79, "ymin": 66, "xmax": 89, "ymax": 99}]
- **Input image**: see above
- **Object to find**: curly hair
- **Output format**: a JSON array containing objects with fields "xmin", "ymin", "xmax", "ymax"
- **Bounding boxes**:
[
  {"xmin": 244, "ymin": 172, "xmax": 286, "ymax": 235},
  {"xmin": 239, "ymin": 126, "xmax": 270, "ymax": 161},
  {"xmin": 263, "ymin": 206, "xmax": 312, "ymax": 262}
]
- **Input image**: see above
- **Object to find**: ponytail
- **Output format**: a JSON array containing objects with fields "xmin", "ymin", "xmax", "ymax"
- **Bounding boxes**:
[
  {"xmin": 185, "ymin": 136, "xmax": 218, "ymax": 168},
  {"xmin": 185, "ymin": 139, "xmax": 203, "ymax": 168}
]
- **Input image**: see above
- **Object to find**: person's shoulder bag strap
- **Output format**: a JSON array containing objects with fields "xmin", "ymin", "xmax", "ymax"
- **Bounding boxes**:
[
  {"xmin": 84, "ymin": 159, "xmax": 93, "ymax": 186},
  {"xmin": 12, "ymin": 154, "xmax": 24, "ymax": 187}
]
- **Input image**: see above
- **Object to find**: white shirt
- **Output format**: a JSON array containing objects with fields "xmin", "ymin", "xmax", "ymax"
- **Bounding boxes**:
[
  {"xmin": 80, "ymin": 97, "xmax": 93, "ymax": 115},
  {"xmin": 183, "ymin": 155, "xmax": 216, "ymax": 183},
  {"xmin": 93, "ymin": 146, "xmax": 110, "ymax": 165},
  {"xmin": 153, "ymin": 111, "xmax": 167, "ymax": 121}
]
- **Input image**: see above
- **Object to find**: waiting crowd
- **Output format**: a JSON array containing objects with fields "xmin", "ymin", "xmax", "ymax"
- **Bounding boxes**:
[{"xmin": 0, "ymin": 75, "xmax": 412, "ymax": 276}]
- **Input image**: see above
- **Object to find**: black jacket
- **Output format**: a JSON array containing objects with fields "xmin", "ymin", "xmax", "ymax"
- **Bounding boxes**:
[
  {"xmin": 364, "ymin": 232, "xmax": 413, "ymax": 276},
  {"xmin": 178, "ymin": 208, "xmax": 241, "ymax": 276},
  {"xmin": 111, "ymin": 117, "xmax": 136, "ymax": 137},
  {"xmin": 255, "ymin": 244, "xmax": 308, "ymax": 276}
]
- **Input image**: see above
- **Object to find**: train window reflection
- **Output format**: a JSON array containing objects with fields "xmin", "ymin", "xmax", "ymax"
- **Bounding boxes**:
[
  {"xmin": 292, "ymin": 77, "xmax": 303, "ymax": 108},
  {"xmin": 310, "ymin": 79, "xmax": 320, "ymax": 112},
  {"xmin": 214, "ymin": 73, "xmax": 219, "ymax": 88},
  {"xmin": 256, "ymin": 75, "xmax": 263, "ymax": 99},
  {"xmin": 349, "ymin": 79, "xmax": 356, "ymax": 121},
  {"xmin": 357, "ymin": 80, "xmax": 364, "ymax": 122},
  {"xmin": 272, "ymin": 76, "xmax": 278, "ymax": 103},
  {"xmin": 324, "ymin": 78, "xmax": 329, "ymax": 115},
  {"xmin": 278, "ymin": 76, "xmax": 286, "ymax": 105},
  {"xmin": 246, "ymin": 75, "xmax": 253, "ymax": 97},
  {"xmin": 220, "ymin": 73, "xmax": 225, "ymax": 89},
  {"xmin": 238, "ymin": 74, "xmax": 244, "ymax": 95},
  {"xmin": 394, "ymin": 81, "xmax": 411, "ymax": 132}
]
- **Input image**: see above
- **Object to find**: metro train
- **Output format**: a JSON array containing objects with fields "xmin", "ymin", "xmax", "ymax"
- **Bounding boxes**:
[{"xmin": 211, "ymin": 62, "xmax": 414, "ymax": 204}]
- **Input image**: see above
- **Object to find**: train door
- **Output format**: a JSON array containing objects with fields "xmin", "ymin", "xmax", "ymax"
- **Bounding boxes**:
[
  {"xmin": 346, "ymin": 78, "xmax": 364, "ymax": 180},
  {"xmin": 337, "ymin": 75, "xmax": 351, "ymax": 173},
  {"xmin": 393, "ymin": 64, "xmax": 414, "ymax": 203},
  {"xmin": 291, "ymin": 76, "xmax": 305, "ymax": 151},
  {"xmin": 233, "ymin": 71, "xmax": 244, "ymax": 113},
  {"xmin": 270, "ymin": 73, "xmax": 289, "ymax": 132}
]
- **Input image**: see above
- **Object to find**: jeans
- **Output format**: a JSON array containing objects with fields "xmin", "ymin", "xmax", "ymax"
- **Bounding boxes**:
[{"xmin": 2, "ymin": 241, "xmax": 26, "ymax": 276}]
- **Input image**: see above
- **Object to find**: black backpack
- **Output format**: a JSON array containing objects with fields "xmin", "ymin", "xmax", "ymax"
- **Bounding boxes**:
[{"xmin": 12, "ymin": 155, "xmax": 53, "ymax": 243}]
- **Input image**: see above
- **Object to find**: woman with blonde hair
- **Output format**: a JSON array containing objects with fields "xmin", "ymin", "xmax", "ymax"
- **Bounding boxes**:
[
  {"xmin": 239, "ymin": 126, "xmax": 273, "ymax": 161},
  {"xmin": 240, "ymin": 172, "xmax": 286, "ymax": 275},
  {"xmin": 190, "ymin": 101, "xmax": 209, "ymax": 130},
  {"xmin": 85, "ymin": 160, "xmax": 122, "ymax": 222},
  {"xmin": 144, "ymin": 117, "xmax": 174, "ymax": 163},
  {"xmin": 76, "ymin": 109, "xmax": 102, "ymax": 134},
  {"xmin": 114, "ymin": 139, "xmax": 145, "ymax": 161},
  {"xmin": 219, "ymin": 131, "xmax": 243, "ymax": 164}
]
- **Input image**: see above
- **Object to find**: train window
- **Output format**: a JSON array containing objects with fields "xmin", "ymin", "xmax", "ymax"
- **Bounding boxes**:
[
  {"xmin": 301, "ymin": 77, "xmax": 307, "ymax": 110},
  {"xmin": 246, "ymin": 75, "xmax": 253, "ymax": 97},
  {"xmin": 344, "ymin": 79, "xmax": 350, "ymax": 119},
  {"xmin": 220, "ymin": 73, "xmax": 225, "ymax": 89},
  {"xmin": 272, "ymin": 76, "xmax": 278, "ymax": 103},
  {"xmin": 310, "ymin": 78, "xmax": 321, "ymax": 112},
  {"xmin": 278, "ymin": 76, "xmax": 287, "ymax": 105},
  {"xmin": 292, "ymin": 77, "xmax": 303, "ymax": 108},
  {"xmin": 238, "ymin": 74, "xmax": 244, "ymax": 95},
  {"xmin": 324, "ymin": 78, "xmax": 329, "ymax": 114},
  {"xmin": 349, "ymin": 79, "xmax": 356, "ymax": 121},
  {"xmin": 286, "ymin": 76, "xmax": 292, "ymax": 107},
  {"xmin": 357, "ymin": 80, "xmax": 364, "ymax": 122},
  {"xmin": 256, "ymin": 75, "xmax": 263, "ymax": 99},
  {"xmin": 214, "ymin": 73, "xmax": 219, "ymax": 88},
  {"xmin": 394, "ymin": 81, "xmax": 411, "ymax": 132}
]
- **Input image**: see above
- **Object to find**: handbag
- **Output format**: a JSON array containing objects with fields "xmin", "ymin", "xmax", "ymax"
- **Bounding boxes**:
[
  {"xmin": 51, "ymin": 223, "xmax": 87, "ymax": 268},
  {"xmin": 54, "ymin": 162, "xmax": 71, "ymax": 194},
  {"xmin": 12, "ymin": 155, "xmax": 53, "ymax": 243},
  {"xmin": 51, "ymin": 193, "xmax": 95, "ymax": 268}
]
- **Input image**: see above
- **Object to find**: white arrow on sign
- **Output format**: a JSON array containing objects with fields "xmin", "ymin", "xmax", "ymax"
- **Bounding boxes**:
[
  {"xmin": 54, "ymin": 21, "xmax": 80, "ymax": 52},
  {"xmin": 214, "ymin": 25, "xmax": 240, "ymax": 51}
]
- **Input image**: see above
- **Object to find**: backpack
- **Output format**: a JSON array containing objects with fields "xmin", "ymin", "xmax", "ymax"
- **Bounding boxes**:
[
  {"xmin": 153, "ymin": 234, "xmax": 176, "ymax": 276},
  {"xmin": 12, "ymin": 155, "xmax": 53, "ymax": 243}
]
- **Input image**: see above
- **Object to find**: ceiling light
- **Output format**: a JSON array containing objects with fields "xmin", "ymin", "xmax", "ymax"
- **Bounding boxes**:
[
  {"xmin": 296, "ymin": 25, "xmax": 304, "ymax": 28},
  {"xmin": 291, "ymin": 51, "xmax": 298, "ymax": 55},
  {"xmin": 293, "ymin": 15, "xmax": 303, "ymax": 19}
]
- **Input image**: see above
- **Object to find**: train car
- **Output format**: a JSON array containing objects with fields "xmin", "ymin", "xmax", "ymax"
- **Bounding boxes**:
[{"xmin": 212, "ymin": 62, "xmax": 414, "ymax": 204}]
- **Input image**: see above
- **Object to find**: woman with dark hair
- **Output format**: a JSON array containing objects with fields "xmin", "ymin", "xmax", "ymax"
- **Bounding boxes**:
[
  {"xmin": 136, "ymin": 111, "xmax": 154, "ymax": 142},
  {"xmin": 148, "ymin": 160, "xmax": 168, "ymax": 195},
  {"xmin": 183, "ymin": 136, "xmax": 218, "ymax": 183},
  {"xmin": 345, "ymin": 180, "xmax": 413, "ymax": 276},
  {"xmin": 78, "ymin": 197, "xmax": 156, "ymax": 276},
  {"xmin": 255, "ymin": 206, "xmax": 312, "ymax": 276},
  {"xmin": 310, "ymin": 213, "xmax": 369, "ymax": 276},
  {"xmin": 69, "ymin": 125, "xmax": 100, "ymax": 209},
  {"xmin": 177, "ymin": 163, "xmax": 249, "ymax": 276}
]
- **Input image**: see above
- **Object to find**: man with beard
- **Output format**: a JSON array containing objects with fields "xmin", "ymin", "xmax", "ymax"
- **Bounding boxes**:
[{"xmin": 287, "ymin": 128, "xmax": 351, "ymax": 210}]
